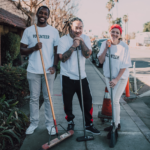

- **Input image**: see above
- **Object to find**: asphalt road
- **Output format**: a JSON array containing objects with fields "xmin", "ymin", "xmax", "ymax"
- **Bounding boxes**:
[
  {"xmin": 128, "ymin": 47, "xmax": 150, "ymax": 94},
  {"xmin": 129, "ymin": 47, "xmax": 150, "ymax": 71}
]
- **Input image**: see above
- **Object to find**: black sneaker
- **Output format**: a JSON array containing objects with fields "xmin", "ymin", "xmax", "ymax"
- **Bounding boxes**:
[
  {"xmin": 67, "ymin": 123, "xmax": 75, "ymax": 131},
  {"xmin": 107, "ymin": 126, "xmax": 113, "ymax": 139},
  {"xmin": 107, "ymin": 127, "xmax": 118, "ymax": 140},
  {"xmin": 104, "ymin": 124, "xmax": 121, "ymax": 132},
  {"xmin": 86, "ymin": 125, "xmax": 100, "ymax": 135}
]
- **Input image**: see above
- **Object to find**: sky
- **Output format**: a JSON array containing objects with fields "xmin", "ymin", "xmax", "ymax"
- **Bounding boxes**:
[{"xmin": 75, "ymin": 0, "xmax": 150, "ymax": 37}]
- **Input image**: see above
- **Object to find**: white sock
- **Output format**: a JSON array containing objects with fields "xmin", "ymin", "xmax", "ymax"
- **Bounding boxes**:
[
  {"xmin": 68, "ymin": 120, "xmax": 73, "ymax": 124},
  {"xmin": 86, "ymin": 123, "xmax": 93, "ymax": 128}
]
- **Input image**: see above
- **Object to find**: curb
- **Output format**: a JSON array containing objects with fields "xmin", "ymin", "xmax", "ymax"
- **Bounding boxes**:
[
  {"xmin": 88, "ymin": 59, "xmax": 150, "ymax": 143},
  {"xmin": 138, "ymin": 90, "xmax": 150, "ymax": 97}
]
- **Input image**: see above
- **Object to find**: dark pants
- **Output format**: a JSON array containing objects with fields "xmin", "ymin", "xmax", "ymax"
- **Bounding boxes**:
[{"xmin": 62, "ymin": 75, "xmax": 93, "ymax": 126}]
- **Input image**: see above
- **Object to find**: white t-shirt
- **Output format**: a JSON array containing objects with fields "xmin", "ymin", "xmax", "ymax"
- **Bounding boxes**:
[
  {"xmin": 57, "ymin": 34, "xmax": 92, "ymax": 80},
  {"xmin": 20, "ymin": 25, "xmax": 60, "ymax": 74},
  {"xmin": 97, "ymin": 41, "xmax": 132, "ymax": 79}
]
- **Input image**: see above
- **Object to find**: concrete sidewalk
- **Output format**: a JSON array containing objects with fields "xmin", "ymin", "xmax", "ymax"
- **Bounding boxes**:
[{"xmin": 20, "ymin": 60, "xmax": 150, "ymax": 150}]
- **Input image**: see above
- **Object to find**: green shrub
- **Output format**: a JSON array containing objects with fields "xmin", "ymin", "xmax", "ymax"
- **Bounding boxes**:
[
  {"xmin": 0, "ymin": 95, "xmax": 29, "ymax": 150},
  {"xmin": 20, "ymin": 62, "xmax": 28, "ymax": 70},
  {"xmin": 13, "ymin": 53, "xmax": 22, "ymax": 66},
  {"xmin": 1, "ymin": 32, "xmax": 21, "ymax": 65},
  {"xmin": 0, "ymin": 64, "xmax": 29, "ymax": 101}
]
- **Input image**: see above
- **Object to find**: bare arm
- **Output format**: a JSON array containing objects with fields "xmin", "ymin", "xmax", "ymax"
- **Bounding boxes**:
[
  {"xmin": 20, "ymin": 42, "xmax": 42, "ymax": 55},
  {"xmin": 80, "ymin": 40, "xmax": 92, "ymax": 58},
  {"xmin": 98, "ymin": 40, "xmax": 111, "ymax": 64},
  {"xmin": 47, "ymin": 46, "xmax": 59, "ymax": 74},
  {"xmin": 59, "ymin": 46, "xmax": 76, "ymax": 63},
  {"xmin": 98, "ymin": 47, "xmax": 108, "ymax": 64},
  {"xmin": 116, "ymin": 68, "xmax": 126, "ymax": 81},
  {"xmin": 53, "ymin": 46, "xmax": 59, "ymax": 66}
]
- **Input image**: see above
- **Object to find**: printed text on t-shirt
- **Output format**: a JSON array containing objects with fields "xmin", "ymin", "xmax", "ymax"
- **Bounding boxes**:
[
  {"xmin": 33, "ymin": 35, "xmax": 50, "ymax": 39},
  {"xmin": 106, "ymin": 53, "xmax": 119, "ymax": 59}
]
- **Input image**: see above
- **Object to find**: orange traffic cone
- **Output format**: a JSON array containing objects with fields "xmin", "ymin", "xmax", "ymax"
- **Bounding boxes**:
[
  {"xmin": 125, "ymin": 78, "xmax": 130, "ymax": 97},
  {"xmin": 101, "ymin": 87, "xmax": 112, "ymax": 116}
]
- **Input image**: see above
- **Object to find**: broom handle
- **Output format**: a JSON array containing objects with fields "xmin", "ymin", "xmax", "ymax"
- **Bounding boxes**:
[
  {"xmin": 34, "ymin": 24, "xmax": 58, "ymax": 133},
  {"xmin": 108, "ymin": 47, "xmax": 115, "ymax": 125},
  {"xmin": 76, "ymin": 46, "xmax": 86, "ymax": 137}
]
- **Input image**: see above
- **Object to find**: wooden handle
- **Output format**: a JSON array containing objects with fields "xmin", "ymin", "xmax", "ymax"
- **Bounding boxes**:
[{"xmin": 34, "ymin": 24, "xmax": 58, "ymax": 131}]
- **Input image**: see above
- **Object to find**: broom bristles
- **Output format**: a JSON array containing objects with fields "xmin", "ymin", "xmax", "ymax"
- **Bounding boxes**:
[{"xmin": 42, "ymin": 130, "xmax": 74, "ymax": 150}]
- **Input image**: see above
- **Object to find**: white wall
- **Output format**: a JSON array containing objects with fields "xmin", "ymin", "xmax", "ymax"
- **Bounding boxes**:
[{"xmin": 136, "ymin": 32, "xmax": 150, "ymax": 45}]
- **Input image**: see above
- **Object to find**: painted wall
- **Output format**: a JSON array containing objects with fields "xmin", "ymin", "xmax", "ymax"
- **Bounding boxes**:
[{"xmin": 0, "ymin": 0, "xmax": 27, "ymax": 20}]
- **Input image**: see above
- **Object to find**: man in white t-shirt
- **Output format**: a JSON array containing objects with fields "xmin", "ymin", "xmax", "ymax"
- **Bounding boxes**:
[
  {"xmin": 20, "ymin": 6, "xmax": 60, "ymax": 135},
  {"xmin": 57, "ymin": 17, "xmax": 100, "ymax": 135}
]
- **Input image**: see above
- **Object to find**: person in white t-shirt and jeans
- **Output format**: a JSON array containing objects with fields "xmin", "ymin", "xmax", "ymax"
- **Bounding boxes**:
[
  {"xmin": 20, "ymin": 6, "xmax": 60, "ymax": 135},
  {"xmin": 97, "ymin": 24, "xmax": 132, "ymax": 139},
  {"xmin": 57, "ymin": 17, "xmax": 100, "ymax": 135}
]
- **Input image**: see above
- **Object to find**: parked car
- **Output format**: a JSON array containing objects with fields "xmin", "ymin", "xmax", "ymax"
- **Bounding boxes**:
[
  {"xmin": 90, "ymin": 40, "xmax": 99, "ymax": 63},
  {"xmin": 91, "ymin": 38, "xmax": 108, "ymax": 68}
]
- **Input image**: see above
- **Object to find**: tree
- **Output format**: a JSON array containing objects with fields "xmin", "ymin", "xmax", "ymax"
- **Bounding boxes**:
[
  {"xmin": 45, "ymin": 0, "xmax": 77, "ymax": 34},
  {"xmin": 123, "ymin": 15, "xmax": 129, "ymax": 42},
  {"xmin": 102, "ymin": 31, "xmax": 109, "ymax": 38},
  {"xmin": 143, "ymin": 22, "xmax": 150, "ymax": 32},
  {"xmin": 123, "ymin": 15, "xmax": 128, "ymax": 23},
  {"xmin": 106, "ymin": 0, "xmax": 115, "ymax": 12},
  {"xmin": 106, "ymin": 0, "xmax": 115, "ymax": 30},
  {"xmin": 8, "ymin": 0, "xmax": 77, "ymax": 34},
  {"xmin": 8, "ymin": 0, "xmax": 45, "ymax": 26},
  {"xmin": 129, "ymin": 32, "xmax": 136, "ymax": 39},
  {"xmin": 112, "ymin": 17, "xmax": 122, "ymax": 27},
  {"xmin": 114, "ymin": 0, "xmax": 119, "ymax": 18},
  {"xmin": 106, "ymin": 14, "xmax": 112, "ymax": 21},
  {"xmin": 125, "ymin": 34, "xmax": 131, "ymax": 40},
  {"xmin": 106, "ymin": 14, "xmax": 112, "ymax": 29}
]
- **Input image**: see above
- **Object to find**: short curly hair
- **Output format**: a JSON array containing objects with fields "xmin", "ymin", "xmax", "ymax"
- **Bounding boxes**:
[{"xmin": 36, "ymin": 6, "xmax": 50, "ymax": 16}]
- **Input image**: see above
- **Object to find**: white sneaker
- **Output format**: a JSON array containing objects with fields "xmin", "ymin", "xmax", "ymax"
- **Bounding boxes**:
[
  {"xmin": 47, "ymin": 127, "xmax": 56, "ymax": 135},
  {"xmin": 26, "ymin": 125, "xmax": 38, "ymax": 135}
]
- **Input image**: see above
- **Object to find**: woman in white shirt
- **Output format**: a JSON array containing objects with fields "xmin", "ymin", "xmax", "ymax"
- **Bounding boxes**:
[{"xmin": 97, "ymin": 24, "xmax": 132, "ymax": 139}]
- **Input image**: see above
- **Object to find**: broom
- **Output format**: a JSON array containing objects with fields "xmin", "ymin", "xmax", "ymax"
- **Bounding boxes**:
[
  {"xmin": 34, "ymin": 24, "xmax": 74, "ymax": 150},
  {"xmin": 108, "ymin": 44, "xmax": 118, "ymax": 148},
  {"xmin": 76, "ymin": 46, "xmax": 94, "ymax": 142}
]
